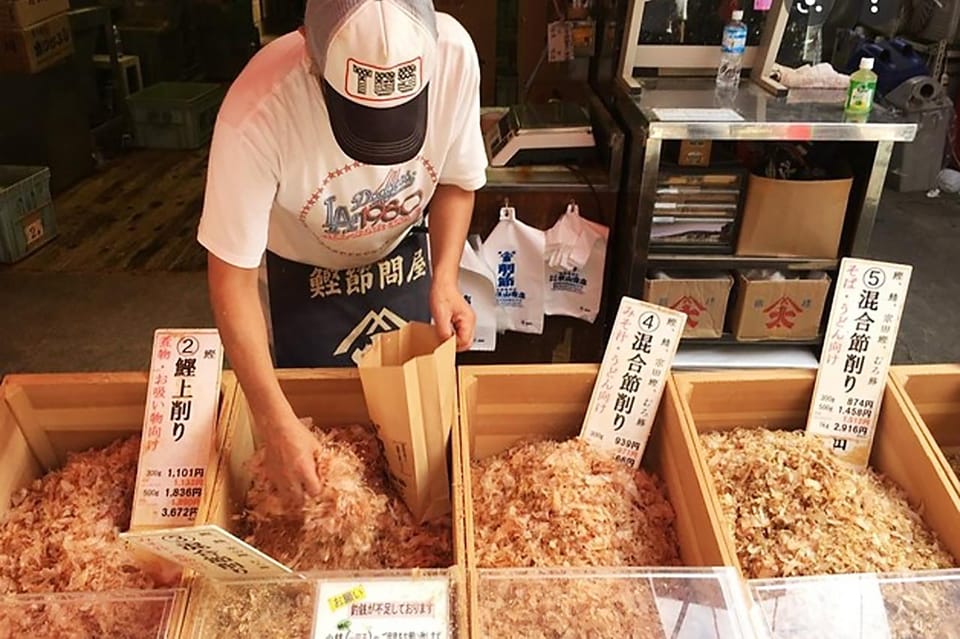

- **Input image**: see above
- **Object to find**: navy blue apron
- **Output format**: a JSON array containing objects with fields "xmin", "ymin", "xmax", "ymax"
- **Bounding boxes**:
[{"xmin": 266, "ymin": 229, "xmax": 432, "ymax": 368}]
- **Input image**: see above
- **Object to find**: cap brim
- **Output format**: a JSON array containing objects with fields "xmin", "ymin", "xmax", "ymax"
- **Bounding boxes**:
[{"xmin": 322, "ymin": 79, "xmax": 428, "ymax": 166}]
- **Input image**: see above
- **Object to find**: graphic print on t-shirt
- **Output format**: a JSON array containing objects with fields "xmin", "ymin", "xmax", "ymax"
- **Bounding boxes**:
[{"xmin": 297, "ymin": 155, "xmax": 439, "ymax": 259}]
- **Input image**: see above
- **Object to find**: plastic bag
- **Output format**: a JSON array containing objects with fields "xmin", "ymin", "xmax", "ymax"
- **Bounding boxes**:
[
  {"xmin": 458, "ymin": 235, "xmax": 498, "ymax": 351},
  {"xmin": 480, "ymin": 205, "xmax": 546, "ymax": 334},
  {"xmin": 544, "ymin": 203, "xmax": 608, "ymax": 323}
]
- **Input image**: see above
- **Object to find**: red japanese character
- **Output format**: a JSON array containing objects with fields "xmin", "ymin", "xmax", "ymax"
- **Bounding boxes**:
[
  {"xmin": 670, "ymin": 296, "xmax": 706, "ymax": 328},
  {"xmin": 764, "ymin": 296, "xmax": 803, "ymax": 329}
]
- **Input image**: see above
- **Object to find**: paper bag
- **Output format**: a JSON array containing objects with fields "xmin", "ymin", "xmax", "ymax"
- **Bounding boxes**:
[{"xmin": 357, "ymin": 322, "xmax": 455, "ymax": 523}]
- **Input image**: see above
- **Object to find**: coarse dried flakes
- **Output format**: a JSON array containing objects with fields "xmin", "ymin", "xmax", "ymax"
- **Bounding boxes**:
[
  {"xmin": 0, "ymin": 436, "xmax": 166, "ymax": 639},
  {"xmin": 190, "ymin": 578, "xmax": 316, "ymax": 639},
  {"xmin": 702, "ymin": 428, "xmax": 957, "ymax": 580},
  {"xmin": 471, "ymin": 438, "xmax": 681, "ymax": 568},
  {"xmin": 243, "ymin": 421, "xmax": 452, "ymax": 572}
]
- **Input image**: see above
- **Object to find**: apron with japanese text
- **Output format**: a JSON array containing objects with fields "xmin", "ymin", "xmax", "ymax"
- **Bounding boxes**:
[{"xmin": 265, "ymin": 229, "xmax": 432, "ymax": 367}]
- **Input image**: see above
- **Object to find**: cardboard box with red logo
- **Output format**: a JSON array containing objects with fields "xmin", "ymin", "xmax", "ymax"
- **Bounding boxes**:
[
  {"xmin": 0, "ymin": 0, "xmax": 69, "ymax": 30},
  {"xmin": 643, "ymin": 272, "xmax": 734, "ymax": 339},
  {"xmin": 730, "ymin": 270, "xmax": 832, "ymax": 341}
]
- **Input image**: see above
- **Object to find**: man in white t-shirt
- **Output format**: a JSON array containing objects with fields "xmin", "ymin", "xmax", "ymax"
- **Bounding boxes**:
[{"xmin": 197, "ymin": 0, "xmax": 488, "ymax": 503}]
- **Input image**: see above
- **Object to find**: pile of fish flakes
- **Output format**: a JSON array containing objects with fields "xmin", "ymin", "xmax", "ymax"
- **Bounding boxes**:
[
  {"xmin": 243, "ymin": 421, "xmax": 452, "ymax": 571},
  {"xmin": 702, "ymin": 428, "xmax": 957, "ymax": 579},
  {"xmin": 0, "ymin": 436, "xmax": 167, "ymax": 638},
  {"xmin": 471, "ymin": 438, "xmax": 680, "ymax": 569}
]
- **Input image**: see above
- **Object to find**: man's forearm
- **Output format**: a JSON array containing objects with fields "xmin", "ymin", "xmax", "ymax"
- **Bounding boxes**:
[
  {"xmin": 207, "ymin": 254, "xmax": 297, "ymax": 433},
  {"xmin": 428, "ymin": 185, "xmax": 474, "ymax": 285}
]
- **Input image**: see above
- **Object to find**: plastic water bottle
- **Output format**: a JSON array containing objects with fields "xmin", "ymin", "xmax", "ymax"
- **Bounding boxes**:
[{"xmin": 717, "ymin": 10, "xmax": 747, "ymax": 89}]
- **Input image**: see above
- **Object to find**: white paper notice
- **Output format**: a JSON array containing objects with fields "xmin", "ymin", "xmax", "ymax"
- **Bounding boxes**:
[
  {"xmin": 651, "ymin": 108, "xmax": 745, "ymax": 122},
  {"xmin": 580, "ymin": 297, "xmax": 686, "ymax": 468},
  {"xmin": 121, "ymin": 525, "xmax": 293, "ymax": 581},
  {"xmin": 805, "ymin": 258, "xmax": 912, "ymax": 468},
  {"xmin": 131, "ymin": 329, "xmax": 224, "ymax": 529},
  {"xmin": 313, "ymin": 577, "xmax": 451, "ymax": 639}
]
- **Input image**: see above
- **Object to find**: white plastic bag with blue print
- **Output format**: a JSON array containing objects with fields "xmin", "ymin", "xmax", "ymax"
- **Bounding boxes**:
[
  {"xmin": 480, "ymin": 205, "xmax": 546, "ymax": 335},
  {"xmin": 458, "ymin": 235, "xmax": 498, "ymax": 351},
  {"xmin": 544, "ymin": 203, "xmax": 608, "ymax": 323}
]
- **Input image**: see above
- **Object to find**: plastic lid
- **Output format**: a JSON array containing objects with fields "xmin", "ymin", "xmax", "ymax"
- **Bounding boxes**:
[
  {"xmin": 733, "ymin": 9, "xmax": 744, "ymax": 19},
  {"xmin": 860, "ymin": 57, "xmax": 875, "ymax": 70}
]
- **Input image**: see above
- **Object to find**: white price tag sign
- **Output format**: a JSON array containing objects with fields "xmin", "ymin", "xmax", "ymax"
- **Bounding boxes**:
[
  {"xmin": 121, "ymin": 525, "xmax": 293, "ymax": 580},
  {"xmin": 580, "ymin": 297, "xmax": 686, "ymax": 468},
  {"xmin": 131, "ymin": 329, "xmax": 224, "ymax": 528},
  {"xmin": 805, "ymin": 258, "xmax": 912, "ymax": 468},
  {"xmin": 313, "ymin": 577, "xmax": 451, "ymax": 639}
]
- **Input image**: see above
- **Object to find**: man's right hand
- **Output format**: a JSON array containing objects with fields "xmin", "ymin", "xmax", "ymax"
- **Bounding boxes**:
[{"xmin": 259, "ymin": 415, "xmax": 325, "ymax": 507}]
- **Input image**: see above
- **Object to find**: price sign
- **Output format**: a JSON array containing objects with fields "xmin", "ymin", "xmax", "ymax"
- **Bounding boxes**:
[
  {"xmin": 313, "ymin": 577, "xmax": 451, "ymax": 639},
  {"xmin": 805, "ymin": 259, "xmax": 912, "ymax": 468},
  {"xmin": 580, "ymin": 297, "xmax": 686, "ymax": 468},
  {"xmin": 121, "ymin": 525, "xmax": 293, "ymax": 581},
  {"xmin": 131, "ymin": 329, "xmax": 224, "ymax": 528}
]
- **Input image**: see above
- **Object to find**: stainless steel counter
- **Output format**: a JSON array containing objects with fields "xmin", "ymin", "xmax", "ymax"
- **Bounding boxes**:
[{"xmin": 614, "ymin": 78, "xmax": 918, "ymax": 142}]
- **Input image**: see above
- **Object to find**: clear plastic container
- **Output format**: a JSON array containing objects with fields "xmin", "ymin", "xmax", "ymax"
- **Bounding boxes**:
[
  {"xmin": 750, "ymin": 569, "xmax": 960, "ymax": 638},
  {"xmin": 474, "ymin": 567, "xmax": 754, "ymax": 639},
  {"xmin": 0, "ymin": 588, "xmax": 183, "ymax": 639},
  {"xmin": 185, "ymin": 569, "xmax": 462, "ymax": 639},
  {"xmin": 717, "ymin": 10, "xmax": 748, "ymax": 89}
]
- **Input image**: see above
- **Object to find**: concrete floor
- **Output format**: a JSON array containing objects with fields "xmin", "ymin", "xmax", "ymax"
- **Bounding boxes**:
[{"xmin": 0, "ymin": 189, "xmax": 958, "ymax": 377}]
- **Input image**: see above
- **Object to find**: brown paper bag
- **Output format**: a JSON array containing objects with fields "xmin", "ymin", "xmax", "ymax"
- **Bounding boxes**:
[{"xmin": 357, "ymin": 322, "xmax": 455, "ymax": 524}]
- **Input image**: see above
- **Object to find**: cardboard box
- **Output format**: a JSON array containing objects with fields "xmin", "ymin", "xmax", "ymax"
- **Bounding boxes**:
[
  {"xmin": 182, "ymin": 369, "xmax": 468, "ymax": 637},
  {"xmin": 730, "ymin": 271, "xmax": 831, "ymax": 341},
  {"xmin": 736, "ymin": 174, "xmax": 852, "ymax": 258},
  {"xmin": 890, "ymin": 364, "xmax": 960, "ymax": 500},
  {"xmin": 672, "ymin": 369, "xmax": 960, "ymax": 585},
  {"xmin": 643, "ymin": 273, "xmax": 734, "ymax": 338},
  {"xmin": 458, "ymin": 365, "xmax": 743, "ymax": 639},
  {"xmin": 0, "ymin": 372, "xmax": 237, "ymax": 639},
  {"xmin": 679, "ymin": 140, "xmax": 713, "ymax": 167},
  {"xmin": 0, "ymin": 13, "xmax": 73, "ymax": 73},
  {"xmin": 0, "ymin": 0, "xmax": 68, "ymax": 30}
]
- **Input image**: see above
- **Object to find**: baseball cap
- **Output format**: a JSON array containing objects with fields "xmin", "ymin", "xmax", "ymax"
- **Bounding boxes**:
[{"xmin": 305, "ymin": 0, "xmax": 437, "ymax": 166}]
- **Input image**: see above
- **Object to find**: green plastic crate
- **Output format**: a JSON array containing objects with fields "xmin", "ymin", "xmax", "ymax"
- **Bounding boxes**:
[
  {"xmin": 127, "ymin": 82, "xmax": 226, "ymax": 150},
  {"xmin": 0, "ymin": 166, "xmax": 57, "ymax": 263}
]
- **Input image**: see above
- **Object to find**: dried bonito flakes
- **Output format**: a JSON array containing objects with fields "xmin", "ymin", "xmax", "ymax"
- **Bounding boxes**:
[
  {"xmin": 0, "ymin": 436, "xmax": 169, "ymax": 639},
  {"xmin": 477, "ymin": 577, "xmax": 667, "ymax": 639},
  {"xmin": 196, "ymin": 421, "xmax": 452, "ymax": 636},
  {"xmin": 701, "ymin": 428, "xmax": 957, "ymax": 580},
  {"xmin": 191, "ymin": 578, "xmax": 316, "ymax": 639},
  {"xmin": 243, "ymin": 421, "xmax": 452, "ymax": 571},
  {"xmin": 471, "ymin": 438, "xmax": 680, "ymax": 569}
]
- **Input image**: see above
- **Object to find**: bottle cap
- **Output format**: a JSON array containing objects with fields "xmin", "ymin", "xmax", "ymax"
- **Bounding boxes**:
[
  {"xmin": 733, "ymin": 9, "xmax": 744, "ymax": 19},
  {"xmin": 860, "ymin": 57, "xmax": 875, "ymax": 70}
]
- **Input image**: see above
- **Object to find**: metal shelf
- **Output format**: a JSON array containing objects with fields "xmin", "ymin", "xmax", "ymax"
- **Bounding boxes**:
[{"xmin": 647, "ymin": 254, "xmax": 840, "ymax": 271}]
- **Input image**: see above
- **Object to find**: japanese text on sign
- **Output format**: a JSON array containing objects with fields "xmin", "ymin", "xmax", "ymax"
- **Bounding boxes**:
[
  {"xmin": 314, "ymin": 577, "xmax": 450, "ymax": 639},
  {"xmin": 131, "ymin": 329, "xmax": 224, "ymax": 529},
  {"xmin": 805, "ymin": 259, "xmax": 912, "ymax": 468},
  {"xmin": 580, "ymin": 298, "xmax": 686, "ymax": 468},
  {"xmin": 121, "ymin": 525, "xmax": 293, "ymax": 581}
]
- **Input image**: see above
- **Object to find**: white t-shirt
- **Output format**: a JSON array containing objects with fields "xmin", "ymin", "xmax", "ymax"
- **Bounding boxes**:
[{"xmin": 198, "ymin": 14, "xmax": 488, "ymax": 271}]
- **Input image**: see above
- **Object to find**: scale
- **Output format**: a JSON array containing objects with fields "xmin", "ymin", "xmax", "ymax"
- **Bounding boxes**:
[{"xmin": 484, "ymin": 102, "xmax": 596, "ymax": 167}]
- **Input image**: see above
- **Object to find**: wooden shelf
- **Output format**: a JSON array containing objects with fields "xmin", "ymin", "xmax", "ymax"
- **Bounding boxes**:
[{"xmin": 681, "ymin": 334, "xmax": 824, "ymax": 347}]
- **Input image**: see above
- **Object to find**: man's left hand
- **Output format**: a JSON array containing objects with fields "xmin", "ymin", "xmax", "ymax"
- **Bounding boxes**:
[{"xmin": 430, "ymin": 281, "xmax": 476, "ymax": 351}]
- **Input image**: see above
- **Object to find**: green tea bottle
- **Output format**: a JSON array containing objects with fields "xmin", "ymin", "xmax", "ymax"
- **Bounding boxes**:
[{"xmin": 844, "ymin": 57, "xmax": 878, "ymax": 115}]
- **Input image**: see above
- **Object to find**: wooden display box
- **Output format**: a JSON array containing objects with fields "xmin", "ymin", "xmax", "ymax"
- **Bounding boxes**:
[
  {"xmin": 181, "ymin": 369, "xmax": 469, "ymax": 638},
  {"xmin": 457, "ymin": 365, "xmax": 737, "ymax": 639},
  {"xmin": 891, "ymin": 364, "xmax": 960, "ymax": 499},
  {"xmin": 672, "ymin": 369, "xmax": 960, "ymax": 581},
  {"xmin": 0, "ymin": 371, "xmax": 237, "ymax": 639},
  {"xmin": 736, "ymin": 174, "xmax": 852, "ymax": 259}
]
